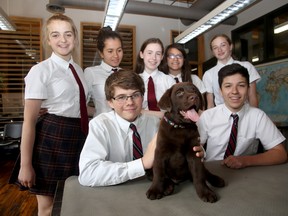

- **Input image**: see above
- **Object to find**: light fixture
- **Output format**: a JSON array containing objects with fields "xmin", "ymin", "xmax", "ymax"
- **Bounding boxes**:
[
  {"xmin": 0, "ymin": 6, "xmax": 16, "ymax": 31},
  {"xmin": 252, "ymin": 56, "xmax": 259, "ymax": 62},
  {"xmin": 175, "ymin": 0, "xmax": 257, "ymax": 44},
  {"xmin": 102, "ymin": 0, "xmax": 128, "ymax": 30},
  {"xmin": 46, "ymin": 3, "xmax": 65, "ymax": 14},
  {"xmin": 274, "ymin": 21, "xmax": 288, "ymax": 34}
]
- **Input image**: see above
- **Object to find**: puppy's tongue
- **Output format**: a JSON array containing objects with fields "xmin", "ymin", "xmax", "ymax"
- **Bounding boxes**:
[{"xmin": 181, "ymin": 109, "xmax": 199, "ymax": 122}]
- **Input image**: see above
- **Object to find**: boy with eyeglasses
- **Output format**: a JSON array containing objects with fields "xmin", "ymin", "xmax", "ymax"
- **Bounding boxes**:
[{"xmin": 78, "ymin": 71, "xmax": 204, "ymax": 186}]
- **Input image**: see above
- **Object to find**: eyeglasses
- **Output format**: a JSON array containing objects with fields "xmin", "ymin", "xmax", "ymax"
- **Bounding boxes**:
[
  {"xmin": 112, "ymin": 91, "xmax": 143, "ymax": 103},
  {"xmin": 167, "ymin": 54, "xmax": 184, "ymax": 59}
]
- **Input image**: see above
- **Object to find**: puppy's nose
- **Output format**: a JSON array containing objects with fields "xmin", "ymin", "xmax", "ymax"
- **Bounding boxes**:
[{"xmin": 188, "ymin": 95, "xmax": 198, "ymax": 101}]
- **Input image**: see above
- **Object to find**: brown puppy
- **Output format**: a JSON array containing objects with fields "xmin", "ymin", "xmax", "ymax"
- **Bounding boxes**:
[{"xmin": 146, "ymin": 82, "xmax": 225, "ymax": 202}]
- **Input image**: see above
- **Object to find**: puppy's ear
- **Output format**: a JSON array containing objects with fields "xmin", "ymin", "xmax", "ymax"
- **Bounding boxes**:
[{"xmin": 158, "ymin": 86, "xmax": 173, "ymax": 111}]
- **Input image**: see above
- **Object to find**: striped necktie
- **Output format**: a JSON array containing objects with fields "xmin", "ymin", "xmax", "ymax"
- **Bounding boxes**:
[
  {"xmin": 130, "ymin": 123, "xmax": 143, "ymax": 160},
  {"xmin": 224, "ymin": 114, "xmax": 239, "ymax": 159},
  {"xmin": 147, "ymin": 76, "xmax": 160, "ymax": 111},
  {"xmin": 69, "ymin": 64, "xmax": 89, "ymax": 135}
]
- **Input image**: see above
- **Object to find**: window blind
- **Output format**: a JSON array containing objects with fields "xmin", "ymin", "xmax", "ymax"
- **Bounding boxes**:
[{"xmin": 0, "ymin": 17, "xmax": 42, "ymax": 131}]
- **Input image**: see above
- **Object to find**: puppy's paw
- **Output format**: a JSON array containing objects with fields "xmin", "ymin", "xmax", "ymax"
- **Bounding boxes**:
[
  {"xmin": 146, "ymin": 188, "xmax": 164, "ymax": 200},
  {"xmin": 198, "ymin": 188, "xmax": 218, "ymax": 203}
]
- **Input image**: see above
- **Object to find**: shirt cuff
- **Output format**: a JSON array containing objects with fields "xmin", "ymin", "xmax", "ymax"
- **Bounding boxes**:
[{"xmin": 127, "ymin": 159, "xmax": 145, "ymax": 180}]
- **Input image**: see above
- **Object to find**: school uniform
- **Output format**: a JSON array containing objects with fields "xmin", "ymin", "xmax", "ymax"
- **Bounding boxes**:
[
  {"xmin": 10, "ymin": 52, "xmax": 88, "ymax": 196},
  {"xmin": 84, "ymin": 61, "xmax": 121, "ymax": 116},
  {"xmin": 78, "ymin": 111, "xmax": 159, "ymax": 186},
  {"xmin": 197, "ymin": 103, "xmax": 285, "ymax": 161},
  {"xmin": 139, "ymin": 69, "xmax": 175, "ymax": 110},
  {"xmin": 203, "ymin": 57, "xmax": 261, "ymax": 106}
]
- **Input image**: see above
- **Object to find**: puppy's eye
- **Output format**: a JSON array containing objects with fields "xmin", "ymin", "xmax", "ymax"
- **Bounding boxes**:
[{"xmin": 176, "ymin": 90, "xmax": 184, "ymax": 97}]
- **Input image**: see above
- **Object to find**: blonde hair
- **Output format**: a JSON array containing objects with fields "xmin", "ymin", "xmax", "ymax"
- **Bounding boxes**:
[{"xmin": 42, "ymin": 14, "xmax": 78, "ymax": 49}]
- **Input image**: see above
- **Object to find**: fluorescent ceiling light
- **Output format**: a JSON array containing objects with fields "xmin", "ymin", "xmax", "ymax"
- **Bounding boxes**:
[
  {"xmin": 175, "ymin": 0, "xmax": 257, "ymax": 44},
  {"xmin": 274, "ymin": 21, "xmax": 288, "ymax": 34},
  {"xmin": 0, "ymin": 7, "xmax": 16, "ymax": 31},
  {"xmin": 102, "ymin": 0, "xmax": 128, "ymax": 30}
]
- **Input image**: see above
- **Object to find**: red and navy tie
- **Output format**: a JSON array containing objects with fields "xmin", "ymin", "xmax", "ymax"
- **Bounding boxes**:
[
  {"xmin": 224, "ymin": 114, "xmax": 239, "ymax": 159},
  {"xmin": 130, "ymin": 123, "xmax": 143, "ymax": 160}
]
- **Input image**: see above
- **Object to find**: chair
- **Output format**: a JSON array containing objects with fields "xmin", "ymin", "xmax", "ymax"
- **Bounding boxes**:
[{"xmin": 0, "ymin": 122, "xmax": 23, "ymax": 148}]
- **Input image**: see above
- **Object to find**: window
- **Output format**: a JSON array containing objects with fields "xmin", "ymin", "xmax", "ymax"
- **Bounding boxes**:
[
  {"xmin": 0, "ymin": 17, "xmax": 42, "ymax": 130},
  {"xmin": 272, "ymin": 9, "xmax": 288, "ymax": 59},
  {"xmin": 81, "ymin": 23, "xmax": 136, "ymax": 70},
  {"xmin": 232, "ymin": 4, "xmax": 288, "ymax": 64}
]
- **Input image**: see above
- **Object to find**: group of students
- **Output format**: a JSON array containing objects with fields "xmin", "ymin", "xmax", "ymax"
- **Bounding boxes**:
[{"xmin": 10, "ymin": 14, "xmax": 287, "ymax": 216}]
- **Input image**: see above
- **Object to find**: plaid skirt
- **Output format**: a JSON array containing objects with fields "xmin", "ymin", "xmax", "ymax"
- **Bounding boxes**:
[{"xmin": 9, "ymin": 114, "xmax": 86, "ymax": 197}]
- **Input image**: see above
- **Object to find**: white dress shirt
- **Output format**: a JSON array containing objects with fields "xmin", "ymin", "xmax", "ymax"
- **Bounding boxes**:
[
  {"xmin": 140, "ymin": 70, "xmax": 175, "ymax": 110},
  {"xmin": 24, "ymin": 52, "xmax": 88, "ymax": 118},
  {"xmin": 78, "ymin": 111, "xmax": 160, "ymax": 186},
  {"xmin": 197, "ymin": 103, "xmax": 285, "ymax": 161},
  {"xmin": 84, "ymin": 61, "xmax": 120, "ymax": 116},
  {"xmin": 203, "ymin": 57, "xmax": 261, "ymax": 105}
]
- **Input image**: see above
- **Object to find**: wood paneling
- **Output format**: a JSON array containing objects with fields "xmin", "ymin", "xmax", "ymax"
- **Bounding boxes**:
[{"xmin": 81, "ymin": 23, "xmax": 136, "ymax": 71}]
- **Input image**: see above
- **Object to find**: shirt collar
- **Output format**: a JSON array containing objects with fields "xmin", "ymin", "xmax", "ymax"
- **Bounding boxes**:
[
  {"xmin": 222, "ymin": 102, "xmax": 247, "ymax": 121},
  {"xmin": 51, "ymin": 52, "xmax": 72, "ymax": 70},
  {"xmin": 217, "ymin": 57, "xmax": 234, "ymax": 67},
  {"xmin": 142, "ymin": 69, "xmax": 158, "ymax": 81},
  {"xmin": 100, "ymin": 61, "xmax": 120, "ymax": 73},
  {"xmin": 114, "ymin": 112, "xmax": 141, "ymax": 134},
  {"xmin": 169, "ymin": 73, "xmax": 181, "ymax": 79}
]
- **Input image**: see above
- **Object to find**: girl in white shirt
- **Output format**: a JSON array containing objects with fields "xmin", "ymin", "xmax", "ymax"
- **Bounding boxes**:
[
  {"xmin": 203, "ymin": 34, "xmax": 260, "ymax": 109},
  {"xmin": 161, "ymin": 43, "xmax": 206, "ymax": 109},
  {"xmin": 11, "ymin": 14, "xmax": 88, "ymax": 216},
  {"xmin": 135, "ymin": 38, "xmax": 175, "ymax": 118},
  {"xmin": 84, "ymin": 26, "xmax": 124, "ymax": 117}
]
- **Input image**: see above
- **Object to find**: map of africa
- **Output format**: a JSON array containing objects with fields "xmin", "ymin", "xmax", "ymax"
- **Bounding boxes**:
[{"xmin": 256, "ymin": 59, "xmax": 288, "ymax": 125}]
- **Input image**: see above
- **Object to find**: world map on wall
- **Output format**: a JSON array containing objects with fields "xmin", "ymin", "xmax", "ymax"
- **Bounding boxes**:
[{"xmin": 256, "ymin": 59, "xmax": 288, "ymax": 125}]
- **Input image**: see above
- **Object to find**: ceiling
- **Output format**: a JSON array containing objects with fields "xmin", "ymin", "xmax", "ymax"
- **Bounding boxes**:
[{"xmin": 46, "ymin": 0, "xmax": 238, "ymax": 26}]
